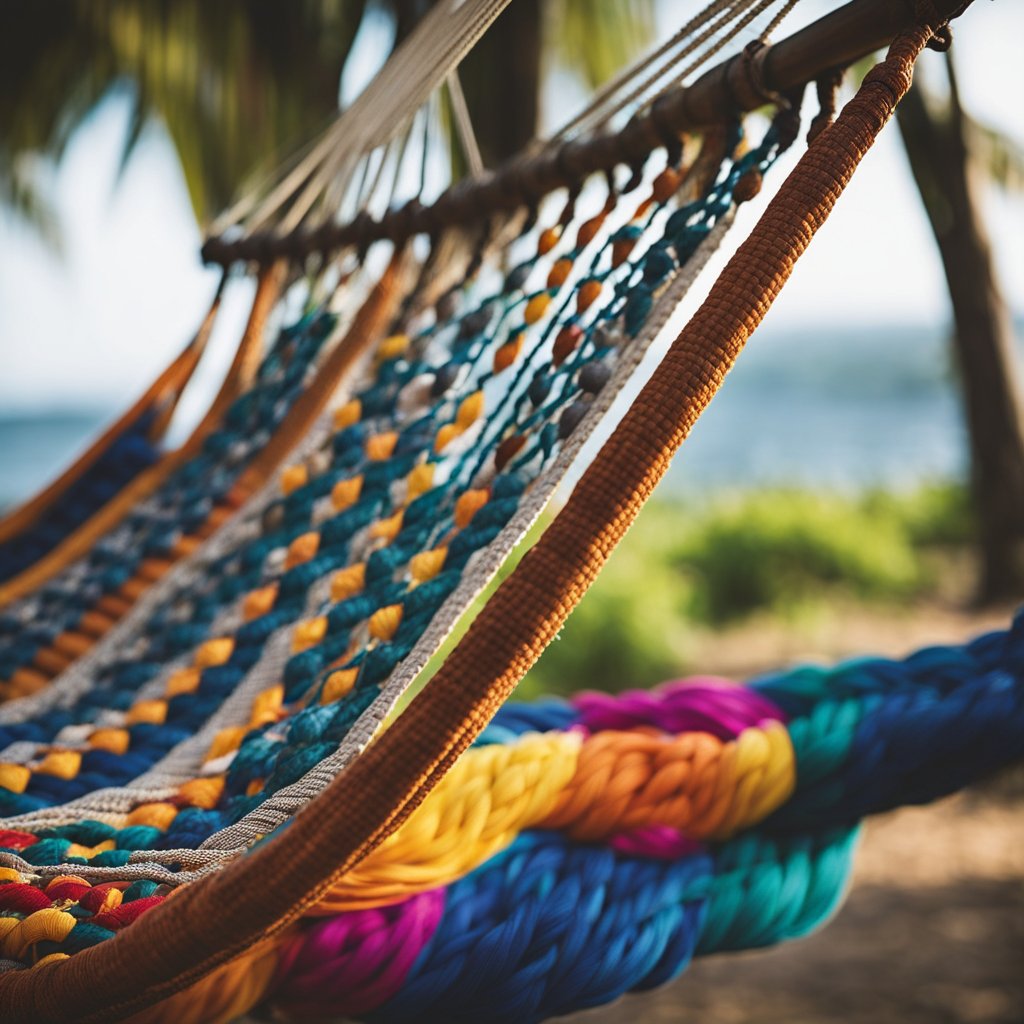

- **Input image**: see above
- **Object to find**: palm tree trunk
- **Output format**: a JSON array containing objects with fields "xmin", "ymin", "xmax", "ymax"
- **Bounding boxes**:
[
  {"xmin": 459, "ymin": 0, "xmax": 542, "ymax": 166},
  {"xmin": 390, "ymin": 0, "xmax": 541, "ymax": 169},
  {"xmin": 897, "ymin": 54, "xmax": 1024, "ymax": 602}
]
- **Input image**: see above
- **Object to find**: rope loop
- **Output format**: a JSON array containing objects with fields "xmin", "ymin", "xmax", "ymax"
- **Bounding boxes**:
[
  {"xmin": 741, "ymin": 40, "xmax": 789, "ymax": 109},
  {"xmin": 915, "ymin": 0, "xmax": 955, "ymax": 50},
  {"xmin": 807, "ymin": 67, "xmax": 845, "ymax": 145}
]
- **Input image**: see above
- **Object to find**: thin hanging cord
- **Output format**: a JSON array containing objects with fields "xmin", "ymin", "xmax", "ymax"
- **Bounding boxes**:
[
  {"xmin": 552, "ymin": 0, "xmax": 739, "ymax": 141},
  {"xmin": 216, "ymin": 0, "xmax": 512, "ymax": 238},
  {"xmin": 634, "ymin": 0, "xmax": 805, "ymax": 128},
  {"xmin": 555, "ymin": 0, "xmax": 802, "ymax": 142},
  {"xmin": 761, "ymin": 0, "xmax": 802, "ymax": 40},
  {"xmin": 591, "ymin": 0, "xmax": 762, "ymax": 132},
  {"xmin": 385, "ymin": 118, "xmax": 417, "ymax": 214},
  {"xmin": 345, "ymin": 149, "xmax": 375, "ymax": 220},
  {"xmin": 273, "ymin": 0, "xmax": 506, "ymax": 230},
  {"xmin": 593, "ymin": 0, "xmax": 802, "ymax": 134},
  {"xmin": 420, "ymin": 92, "xmax": 435, "ymax": 196},
  {"xmin": 446, "ymin": 68, "xmax": 485, "ymax": 178},
  {"xmin": 363, "ymin": 138, "xmax": 397, "ymax": 213}
]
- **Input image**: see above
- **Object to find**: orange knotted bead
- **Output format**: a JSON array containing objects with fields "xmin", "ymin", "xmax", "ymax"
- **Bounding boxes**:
[
  {"xmin": 369, "ymin": 605, "xmax": 403, "ymax": 642},
  {"xmin": 553, "ymin": 325, "xmax": 583, "ymax": 367},
  {"xmin": 280, "ymin": 464, "xmax": 308, "ymax": 496},
  {"xmin": 576, "ymin": 212, "xmax": 607, "ymax": 248},
  {"xmin": 365, "ymin": 432, "xmax": 398, "ymax": 462},
  {"xmin": 405, "ymin": 463, "xmax": 435, "ymax": 500},
  {"xmin": 333, "ymin": 399, "xmax": 362, "ymax": 431},
  {"xmin": 652, "ymin": 166, "xmax": 682, "ymax": 202},
  {"xmin": 410, "ymin": 547, "xmax": 447, "ymax": 583},
  {"xmin": 495, "ymin": 434, "xmax": 527, "ymax": 471},
  {"xmin": 612, "ymin": 237, "xmax": 637, "ymax": 267},
  {"xmin": 577, "ymin": 279, "xmax": 603, "ymax": 313},
  {"xmin": 493, "ymin": 335, "xmax": 524, "ymax": 374},
  {"xmin": 321, "ymin": 668, "xmax": 358, "ymax": 704},
  {"xmin": 331, "ymin": 475, "xmax": 364, "ymax": 511},
  {"xmin": 285, "ymin": 532, "xmax": 320, "ymax": 569},
  {"xmin": 537, "ymin": 226, "xmax": 561, "ymax": 255},
  {"xmin": 547, "ymin": 258, "xmax": 573, "ymax": 290},
  {"xmin": 243, "ymin": 584, "xmax": 278, "ymax": 622},
  {"xmin": 195, "ymin": 637, "xmax": 235, "ymax": 668},
  {"xmin": 331, "ymin": 563, "xmax": 366, "ymax": 602},
  {"xmin": 454, "ymin": 489, "xmax": 490, "ymax": 529},
  {"xmin": 524, "ymin": 293, "xmax": 552, "ymax": 325},
  {"xmin": 292, "ymin": 616, "xmax": 329, "ymax": 653},
  {"xmin": 456, "ymin": 391, "xmax": 485, "ymax": 428},
  {"xmin": 369, "ymin": 510, "xmax": 404, "ymax": 544},
  {"xmin": 434, "ymin": 423, "xmax": 462, "ymax": 452}
]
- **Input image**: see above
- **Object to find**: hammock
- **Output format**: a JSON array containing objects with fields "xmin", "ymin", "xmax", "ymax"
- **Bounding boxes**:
[
  {"xmin": 0, "ymin": 306, "xmax": 216, "ymax": 587},
  {"xmin": 0, "ymin": 276, "xmax": 316, "ymax": 697},
  {"xmin": 0, "ymin": 0, "xmax": 1017, "ymax": 1020}
]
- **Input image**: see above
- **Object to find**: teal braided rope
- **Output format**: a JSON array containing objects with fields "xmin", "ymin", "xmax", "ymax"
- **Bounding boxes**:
[{"xmin": 264, "ymin": 826, "xmax": 862, "ymax": 1023}]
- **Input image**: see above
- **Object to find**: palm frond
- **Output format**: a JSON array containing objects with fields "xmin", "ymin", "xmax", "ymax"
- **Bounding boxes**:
[
  {"xmin": 964, "ymin": 114, "xmax": 1024, "ymax": 193},
  {"xmin": 545, "ymin": 0, "xmax": 656, "ymax": 89}
]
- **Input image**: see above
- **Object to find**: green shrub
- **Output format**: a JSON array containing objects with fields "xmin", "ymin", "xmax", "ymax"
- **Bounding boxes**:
[
  {"xmin": 523, "ymin": 532, "xmax": 690, "ymax": 697},
  {"xmin": 862, "ymin": 481, "xmax": 973, "ymax": 547},
  {"xmin": 408, "ymin": 483, "xmax": 974, "ymax": 703},
  {"xmin": 672, "ymin": 489, "xmax": 924, "ymax": 623},
  {"xmin": 523, "ymin": 482, "xmax": 973, "ymax": 695}
]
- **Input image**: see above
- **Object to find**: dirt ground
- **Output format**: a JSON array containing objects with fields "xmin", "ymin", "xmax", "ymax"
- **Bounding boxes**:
[
  {"xmin": 679, "ymin": 598, "xmax": 1019, "ymax": 684},
  {"xmin": 579, "ymin": 792, "xmax": 1024, "ymax": 1024}
]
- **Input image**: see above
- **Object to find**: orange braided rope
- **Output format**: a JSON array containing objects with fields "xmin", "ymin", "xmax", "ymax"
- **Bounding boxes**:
[
  {"xmin": 0, "ymin": 280, "xmax": 224, "ymax": 550},
  {"xmin": 0, "ymin": 266, "xmax": 284, "ymax": 607}
]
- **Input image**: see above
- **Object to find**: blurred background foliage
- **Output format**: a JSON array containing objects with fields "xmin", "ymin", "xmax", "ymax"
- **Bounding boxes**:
[
  {"xmin": 0, "ymin": 0, "xmax": 655, "ymax": 238},
  {"xmin": 414, "ymin": 481, "xmax": 976, "ymax": 701},
  {"xmin": 528, "ymin": 482, "xmax": 976, "ymax": 694},
  {"xmin": 1, "ymin": 1, "xmax": 365, "ymax": 238}
]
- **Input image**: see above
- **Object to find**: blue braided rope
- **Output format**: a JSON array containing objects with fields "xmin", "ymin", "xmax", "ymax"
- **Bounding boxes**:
[{"xmin": 366, "ymin": 826, "xmax": 858, "ymax": 1024}]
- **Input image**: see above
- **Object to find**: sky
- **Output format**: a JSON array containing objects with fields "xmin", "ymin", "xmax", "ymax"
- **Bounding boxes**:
[{"xmin": 0, "ymin": 0, "xmax": 1022, "ymax": 415}]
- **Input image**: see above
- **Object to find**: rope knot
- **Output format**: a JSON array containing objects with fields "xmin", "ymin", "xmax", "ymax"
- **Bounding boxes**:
[
  {"xmin": 740, "ymin": 40, "xmax": 789, "ymax": 109},
  {"xmin": 915, "ymin": 0, "xmax": 954, "ymax": 51},
  {"xmin": 807, "ymin": 67, "xmax": 846, "ymax": 145}
]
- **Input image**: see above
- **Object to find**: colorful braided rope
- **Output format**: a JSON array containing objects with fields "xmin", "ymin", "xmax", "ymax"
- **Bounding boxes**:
[{"xmin": 0, "ymin": 613, "xmax": 1020, "ymax": 1024}]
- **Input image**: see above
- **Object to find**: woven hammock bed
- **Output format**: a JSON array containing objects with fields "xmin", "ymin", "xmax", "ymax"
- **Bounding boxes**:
[{"xmin": 0, "ymin": 0, "xmax": 1019, "ymax": 1020}]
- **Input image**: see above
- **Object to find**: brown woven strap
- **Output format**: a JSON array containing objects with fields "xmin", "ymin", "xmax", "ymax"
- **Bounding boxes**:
[{"xmin": 0, "ymin": 23, "xmax": 937, "ymax": 1024}]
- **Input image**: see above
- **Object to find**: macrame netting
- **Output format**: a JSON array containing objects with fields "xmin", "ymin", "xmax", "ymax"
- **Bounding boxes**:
[
  {"xmin": 0, "ymin": 1, "xmax": 1019, "ymax": 1021},
  {"xmin": 0, "ymin": 312, "xmax": 214, "ymax": 587}
]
